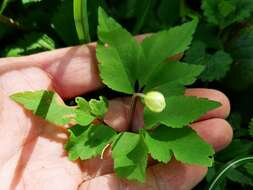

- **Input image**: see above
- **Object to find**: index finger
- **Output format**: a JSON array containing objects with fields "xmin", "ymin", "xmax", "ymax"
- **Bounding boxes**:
[
  {"xmin": 0, "ymin": 35, "xmax": 148, "ymax": 99},
  {"xmin": 0, "ymin": 43, "xmax": 102, "ymax": 99}
]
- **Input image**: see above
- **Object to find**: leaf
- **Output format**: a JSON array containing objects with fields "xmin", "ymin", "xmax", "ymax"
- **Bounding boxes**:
[
  {"xmin": 144, "ymin": 61, "xmax": 204, "ymax": 92},
  {"xmin": 89, "ymin": 96, "xmax": 108, "ymax": 118},
  {"xmin": 73, "ymin": 0, "xmax": 91, "ymax": 43},
  {"xmin": 144, "ymin": 96, "xmax": 220, "ymax": 129},
  {"xmin": 22, "ymin": 0, "xmax": 42, "ymax": 5},
  {"xmin": 226, "ymin": 168, "xmax": 253, "ymax": 186},
  {"xmin": 185, "ymin": 41, "xmax": 233, "ymax": 82},
  {"xmin": 225, "ymin": 26, "xmax": 253, "ymax": 90},
  {"xmin": 75, "ymin": 97, "xmax": 90, "ymax": 112},
  {"xmin": 139, "ymin": 19, "xmax": 198, "ymax": 85},
  {"xmin": 96, "ymin": 45, "xmax": 134, "ymax": 94},
  {"xmin": 200, "ymin": 51, "xmax": 233, "ymax": 82},
  {"xmin": 143, "ymin": 126, "xmax": 214, "ymax": 166},
  {"xmin": 11, "ymin": 90, "xmax": 75, "ymax": 126},
  {"xmin": 112, "ymin": 132, "xmax": 148, "ymax": 182},
  {"xmin": 194, "ymin": 22, "xmax": 223, "ymax": 49},
  {"xmin": 87, "ymin": 0, "xmax": 106, "ymax": 40},
  {"xmin": 0, "ymin": 0, "xmax": 10, "ymax": 14},
  {"xmin": 97, "ymin": 7, "xmax": 144, "ymax": 93},
  {"xmin": 202, "ymin": 0, "xmax": 253, "ymax": 28},
  {"xmin": 218, "ymin": 0, "xmax": 236, "ymax": 17},
  {"xmin": 3, "ymin": 32, "xmax": 55, "ymax": 57},
  {"xmin": 216, "ymin": 139, "xmax": 253, "ymax": 162},
  {"xmin": 75, "ymin": 96, "xmax": 108, "ymax": 125},
  {"xmin": 65, "ymin": 124, "xmax": 116, "ymax": 160},
  {"xmin": 244, "ymin": 163, "xmax": 253, "ymax": 176},
  {"xmin": 75, "ymin": 110, "xmax": 95, "ymax": 126}
]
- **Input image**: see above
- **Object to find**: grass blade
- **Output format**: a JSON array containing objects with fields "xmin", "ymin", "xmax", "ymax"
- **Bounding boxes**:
[
  {"xmin": 73, "ymin": 0, "xmax": 91, "ymax": 43},
  {"xmin": 208, "ymin": 156, "xmax": 253, "ymax": 190},
  {"xmin": 0, "ymin": 0, "xmax": 10, "ymax": 14}
]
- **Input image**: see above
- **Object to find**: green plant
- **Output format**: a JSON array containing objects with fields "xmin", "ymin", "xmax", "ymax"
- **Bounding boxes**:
[
  {"xmin": 10, "ymin": 8, "xmax": 221, "ymax": 182},
  {"xmin": 2, "ymin": 0, "xmax": 253, "ymax": 189}
]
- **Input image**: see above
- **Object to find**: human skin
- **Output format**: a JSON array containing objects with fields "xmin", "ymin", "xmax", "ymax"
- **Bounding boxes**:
[{"xmin": 0, "ymin": 42, "xmax": 232, "ymax": 190}]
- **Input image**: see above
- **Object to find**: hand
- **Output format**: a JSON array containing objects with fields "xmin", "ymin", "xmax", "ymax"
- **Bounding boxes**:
[{"xmin": 0, "ymin": 43, "xmax": 232, "ymax": 190}]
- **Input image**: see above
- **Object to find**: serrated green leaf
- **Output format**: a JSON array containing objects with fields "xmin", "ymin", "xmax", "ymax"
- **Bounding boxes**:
[
  {"xmin": 144, "ymin": 61, "xmax": 204, "ymax": 92},
  {"xmin": 216, "ymin": 139, "xmax": 253, "ymax": 162},
  {"xmin": 140, "ymin": 19, "xmax": 198, "ymax": 85},
  {"xmin": 112, "ymin": 132, "xmax": 148, "ymax": 182},
  {"xmin": 149, "ymin": 84, "xmax": 185, "ymax": 97},
  {"xmin": 65, "ymin": 124, "xmax": 116, "ymax": 160},
  {"xmin": 244, "ymin": 163, "xmax": 253, "ymax": 176},
  {"xmin": 202, "ymin": 0, "xmax": 253, "ymax": 28},
  {"xmin": 194, "ymin": 23, "xmax": 223, "ymax": 49},
  {"xmin": 144, "ymin": 126, "xmax": 214, "ymax": 166},
  {"xmin": 89, "ymin": 96, "xmax": 108, "ymax": 117},
  {"xmin": 224, "ymin": 26, "xmax": 253, "ymax": 90},
  {"xmin": 226, "ymin": 168, "xmax": 253, "ymax": 186},
  {"xmin": 218, "ymin": 0, "xmax": 236, "ymax": 17},
  {"xmin": 75, "ymin": 97, "xmax": 90, "ymax": 112},
  {"xmin": 97, "ymin": 7, "xmax": 144, "ymax": 93},
  {"xmin": 144, "ymin": 96, "xmax": 220, "ymax": 129},
  {"xmin": 185, "ymin": 41, "xmax": 233, "ymax": 82},
  {"xmin": 11, "ymin": 90, "xmax": 75, "ymax": 126},
  {"xmin": 75, "ymin": 109, "xmax": 95, "ymax": 126},
  {"xmin": 201, "ymin": 51, "xmax": 233, "ymax": 82},
  {"xmin": 96, "ymin": 45, "xmax": 134, "ymax": 94}
]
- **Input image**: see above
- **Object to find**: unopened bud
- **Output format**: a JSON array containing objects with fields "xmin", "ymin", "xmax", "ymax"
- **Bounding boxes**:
[{"xmin": 144, "ymin": 91, "xmax": 166, "ymax": 112}]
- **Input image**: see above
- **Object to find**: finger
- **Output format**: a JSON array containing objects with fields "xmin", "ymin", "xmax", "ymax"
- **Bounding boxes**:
[
  {"xmin": 0, "ymin": 35, "xmax": 148, "ymax": 99},
  {"xmin": 185, "ymin": 88, "xmax": 230, "ymax": 120},
  {"xmin": 104, "ymin": 89, "xmax": 230, "ymax": 131},
  {"xmin": 0, "ymin": 43, "xmax": 101, "ymax": 99},
  {"xmin": 78, "ymin": 162, "xmax": 207, "ymax": 190},
  {"xmin": 191, "ymin": 118, "xmax": 233, "ymax": 152}
]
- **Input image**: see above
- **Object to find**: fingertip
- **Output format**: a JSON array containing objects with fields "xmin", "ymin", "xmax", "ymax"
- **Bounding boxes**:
[
  {"xmin": 186, "ymin": 88, "xmax": 231, "ymax": 119},
  {"xmin": 149, "ymin": 161, "xmax": 208, "ymax": 190},
  {"xmin": 191, "ymin": 118, "xmax": 233, "ymax": 152},
  {"xmin": 41, "ymin": 44, "xmax": 102, "ymax": 99}
]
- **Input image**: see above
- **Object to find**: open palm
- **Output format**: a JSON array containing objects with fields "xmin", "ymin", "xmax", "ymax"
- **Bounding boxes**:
[{"xmin": 0, "ymin": 44, "xmax": 232, "ymax": 190}]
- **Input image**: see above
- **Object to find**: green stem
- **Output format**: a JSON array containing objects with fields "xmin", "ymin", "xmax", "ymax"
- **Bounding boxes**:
[
  {"xmin": 208, "ymin": 156, "xmax": 253, "ymax": 190},
  {"xmin": 73, "ymin": 0, "xmax": 91, "ymax": 43}
]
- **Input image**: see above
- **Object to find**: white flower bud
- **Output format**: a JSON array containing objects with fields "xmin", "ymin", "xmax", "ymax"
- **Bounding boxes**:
[{"xmin": 144, "ymin": 91, "xmax": 166, "ymax": 112}]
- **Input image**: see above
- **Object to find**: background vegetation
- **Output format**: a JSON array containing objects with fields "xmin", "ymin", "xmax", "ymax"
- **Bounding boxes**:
[{"xmin": 1, "ymin": 0, "xmax": 253, "ymax": 189}]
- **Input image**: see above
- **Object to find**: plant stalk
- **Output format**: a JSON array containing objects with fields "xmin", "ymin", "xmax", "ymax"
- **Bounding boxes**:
[{"xmin": 128, "ymin": 93, "xmax": 145, "ymax": 132}]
